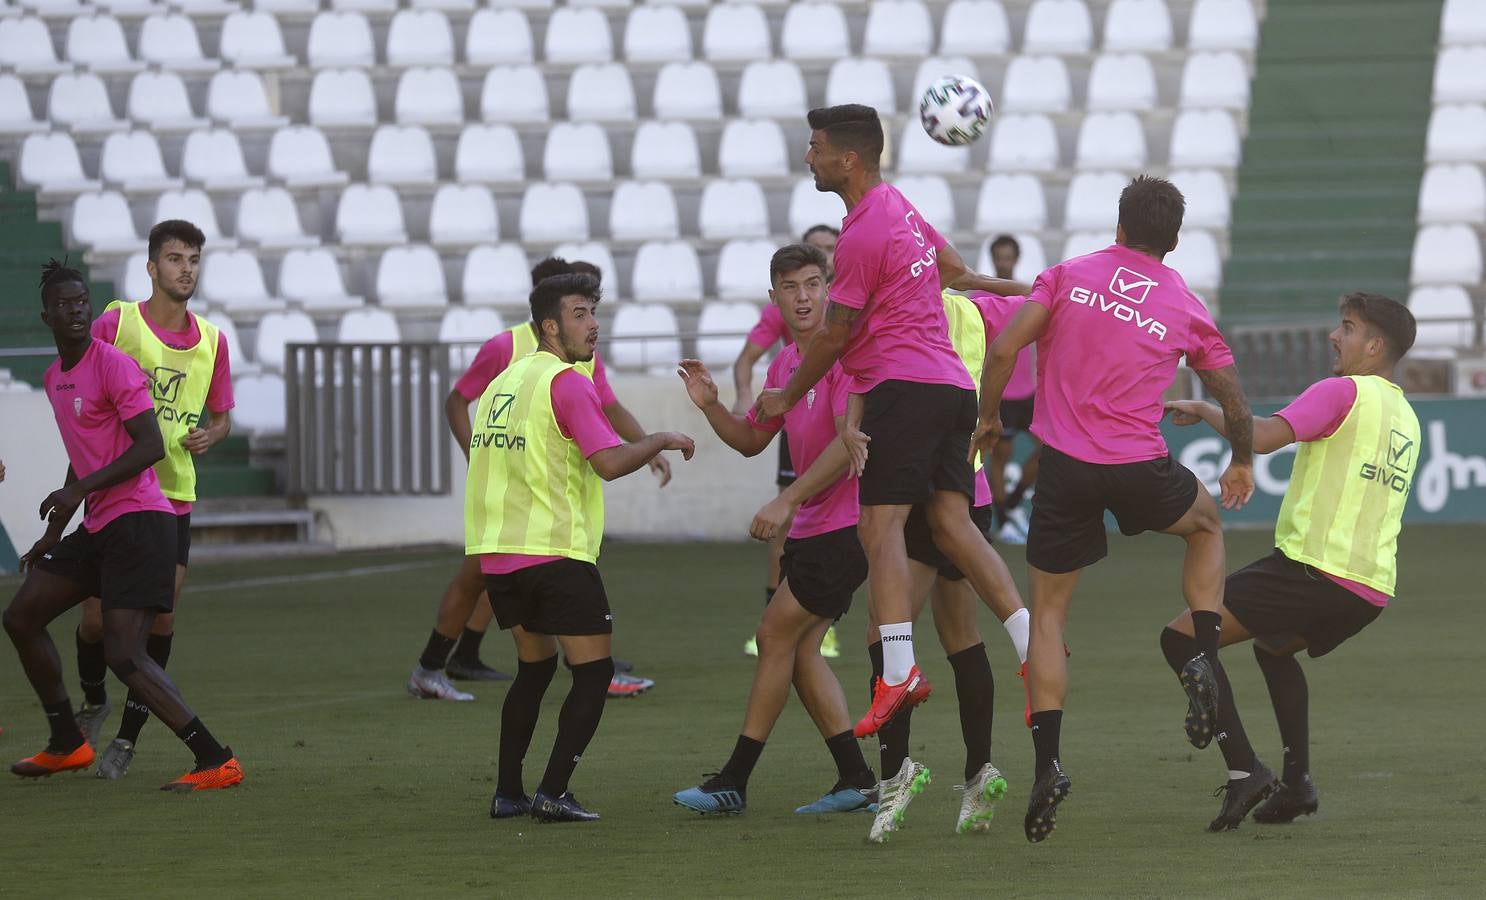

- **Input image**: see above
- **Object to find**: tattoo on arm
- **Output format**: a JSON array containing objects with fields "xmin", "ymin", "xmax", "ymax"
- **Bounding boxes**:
[
  {"xmin": 1197, "ymin": 365, "xmax": 1254, "ymax": 464},
  {"xmin": 825, "ymin": 301, "xmax": 861, "ymax": 326}
]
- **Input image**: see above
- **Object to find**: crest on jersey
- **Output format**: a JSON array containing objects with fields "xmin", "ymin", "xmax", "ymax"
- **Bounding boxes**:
[
  {"xmin": 806, "ymin": 388, "xmax": 817, "ymax": 410},
  {"xmin": 151, "ymin": 366, "xmax": 187, "ymax": 404},
  {"xmin": 73, "ymin": 397, "xmax": 83, "ymax": 417}
]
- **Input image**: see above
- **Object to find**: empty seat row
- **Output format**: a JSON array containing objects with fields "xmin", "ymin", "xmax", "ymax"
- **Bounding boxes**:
[
  {"xmin": 0, "ymin": 12, "xmax": 217, "ymax": 74},
  {"xmin": 7, "ymin": 69, "xmax": 283, "ymax": 133}
]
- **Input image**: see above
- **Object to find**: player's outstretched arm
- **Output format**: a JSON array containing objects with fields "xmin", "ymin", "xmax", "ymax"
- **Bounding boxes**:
[
  {"xmin": 1194, "ymin": 364, "xmax": 1256, "ymax": 509},
  {"xmin": 602, "ymin": 400, "xmax": 673, "ymax": 486},
  {"xmin": 750, "ymin": 419, "xmax": 851, "ymax": 542},
  {"xmin": 936, "ymin": 242, "xmax": 1033, "ymax": 297},
  {"xmin": 589, "ymin": 432, "xmax": 694, "ymax": 482},
  {"xmin": 677, "ymin": 359, "xmax": 773, "ymax": 457},
  {"xmin": 971, "ymin": 301, "xmax": 1050, "ymax": 461},
  {"xmin": 731, "ymin": 339, "xmax": 769, "ymax": 417},
  {"xmin": 1165, "ymin": 400, "xmax": 1297, "ymax": 455}
]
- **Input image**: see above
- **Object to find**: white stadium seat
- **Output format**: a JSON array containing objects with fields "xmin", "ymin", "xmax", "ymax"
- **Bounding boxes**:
[
  {"xmin": 101, "ymin": 130, "xmax": 183, "ymax": 192},
  {"xmin": 781, "ymin": 2, "xmax": 850, "ymax": 60},
  {"xmin": 1168, "ymin": 169, "xmax": 1232, "ymax": 229},
  {"xmin": 412, "ymin": 0, "xmax": 476, "ymax": 10},
  {"xmin": 1409, "ymin": 286, "xmax": 1475, "ymax": 349},
  {"xmin": 309, "ymin": 69, "xmax": 377, "ymax": 128},
  {"xmin": 789, "ymin": 178, "xmax": 846, "ymax": 236},
  {"xmin": 255, "ymin": 0, "xmax": 321, "ymax": 13},
  {"xmin": 978, "ymin": 233, "xmax": 1047, "ymax": 284},
  {"xmin": 1434, "ymin": 46, "xmax": 1486, "ymax": 104},
  {"xmin": 128, "ymin": 71, "xmax": 207, "ymax": 131},
  {"xmin": 739, "ymin": 61, "xmax": 808, "ymax": 118},
  {"xmin": 280, "ymin": 248, "xmax": 363, "ymax": 313},
  {"xmin": 138, "ymin": 14, "xmax": 218, "ymax": 72},
  {"xmin": 1188, "ymin": 0, "xmax": 1258, "ymax": 51},
  {"xmin": 1164, "ymin": 230, "xmax": 1222, "ymax": 291},
  {"xmin": 456, "ymin": 125, "xmax": 525, "ymax": 183},
  {"xmin": 939, "ymin": 0, "xmax": 1011, "ymax": 56},
  {"xmin": 154, "ymin": 189, "xmax": 230, "ymax": 244},
  {"xmin": 396, "ymin": 67, "xmax": 463, "ymax": 126},
  {"xmin": 430, "ymin": 183, "xmax": 500, "ymax": 248},
  {"xmin": 520, "ymin": 182, "xmax": 589, "ymax": 242},
  {"xmin": 1169, "ymin": 110, "xmax": 1241, "ymax": 168},
  {"xmin": 181, "ymin": 128, "xmax": 265, "ymax": 190},
  {"xmin": 1023, "ymin": 0, "xmax": 1093, "ymax": 54},
  {"xmin": 911, "ymin": 57, "xmax": 981, "ymax": 104},
  {"xmin": 66, "ymin": 14, "xmax": 142, "ymax": 73},
  {"xmin": 624, "ymin": 5, "xmax": 691, "ymax": 62},
  {"xmin": 543, "ymin": 121, "xmax": 614, "ymax": 181},
  {"xmin": 895, "ymin": 175, "xmax": 957, "ymax": 231},
  {"xmin": 1087, "ymin": 54, "xmax": 1158, "ymax": 111},
  {"xmin": 697, "ymin": 302, "xmax": 764, "ymax": 367},
  {"xmin": 1441, "ymin": 0, "xmax": 1486, "ymax": 45},
  {"xmin": 253, "ymin": 311, "xmax": 316, "ymax": 373},
  {"xmin": 609, "ymin": 304, "xmax": 681, "ymax": 374},
  {"xmin": 465, "ymin": 9, "xmax": 534, "ymax": 64},
  {"xmin": 201, "ymin": 250, "xmax": 283, "ymax": 315},
  {"xmin": 1062, "ymin": 230, "xmax": 1111, "ymax": 262},
  {"xmin": 337, "ymin": 308, "xmax": 403, "ymax": 344},
  {"xmin": 368, "ymin": 125, "xmax": 437, "ymax": 185},
  {"xmin": 219, "ymin": 11, "xmax": 296, "ymax": 69},
  {"xmin": 610, "ymin": 180, "xmax": 681, "ymax": 241},
  {"xmin": 715, "ymin": 239, "xmax": 778, "ymax": 301},
  {"xmin": 552, "ymin": 241, "xmax": 618, "ymax": 291},
  {"xmin": 0, "ymin": 75, "xmax": 47, "ymax": 135},
  {"xmin": 0, "ymin": 16, "xmax": 67, "ymax": 74},
  {"xmin": 567, "ymin": 63, "xmax": 637, "ymax": 122},
  {"xmin": 653, "ymin": 62, "xmax": 723, "ymax": 120},
  {"xmin": 631, "ymin": 121, "xmax": 701, "ymax": 179},
  {"xmin": 386, "ymin": 9, "xmax": 454, "ymax": 66},
  {"xmin": 337, "ymin": 184, "xmax": 409, "ymax": 246},
  {"xmin": 545, "ymin": 7, "xmax": 612, "ymax": 63},
  {"xmin": 238, "ymin": 187, "xmax": 319, "ymax": 248},
  {"xmin": 462, "ymin": 244, "xmax": 531, "ymax": 308},
  {"xmin": 209, "ymin": 315, "xmax": 254, "ymax": 376},
  {"xmin": 702, "ymin": 2, "xmax": 771, "ymax": 61},
  {"xmin": 69, "ymin": 191, "xmax": 138, "ymax": 252},
  {"xmin": 1075, "ymin": 112, "xmax": 1148, "ymax": 170},
  {"xmin": 898, "ymin": 121, "xmax": 970, "ymax": 174},
  {"xmin": 377, "ymin": 246, "xmax": 448, "ymax": 311},
  {"xmin": 1411, "ymin": 224, "xmax": 1483, "ymax": 284},
  {"xmin": 1180, "ymin": 52, "xmax": 1250, "ymax": 109},
  {"xmin": 1103, "ymin": 0, "xmax": 1172, "ymax": 51},
  {"xmin": 1001, "ymin": 56, "xmax": 1071, "ymax": 113},
  {"xmin": 442, "ymin": 307, "xmax": 505, "ymax": 368},
  {"xmin": 1426, "ymin": 105, "xmax": 1486, "ymax": 163},
  {"xmin": 268, "ymin": 126, "xmax": 349, "ymax": 187},
  {"xmin": 19, "ymin": 133, "xmax": 101, "ymax": 194},
  {"xmin": 975, "ymin": 174, "xmax": 1047, "ymax": 232},
  {"xmin": 826, "ymin": 58, "xmax": 897, "ymax": 113},
  {"xmin": 1418, "ymin": 164, "xmax": 1486, "ymax": 224},
  {"xmin": 631, "ymin": 240, "xmax": 703, "ymax": 303},
  {"xmin": 1064, "ymin": 171, "xmax": 1127, "ymax": 231},
  {"xmin": 699, "ymin": 179, "xmax": 770, "ymax": 240},
  {"xmin": 864, "ymin": 0, "xmax": 933, "ymax": 57},
  {"xmin": 232, "ymin": 373, "xmax": 286, "ymax": 434},
  {"xmin": 48, "ymin": 72, "xmax": 127, "ymax": 132},
  {"xmin": 308, "ymin": 12, "xmax": 374, "ymax": 68},
  {"xmin": 719, "ymin": 119, "xmax": 789, "ymax": 178},
  {"xmin": 333, "ymin": 0, "xmax": 398, "ymax": 12},
  {"xmin": 989, "ymin": 114, "xmax": 1060, "ymax": 172},
  {"xmin": 207, "ymin": 70, "xmax": 289, "ymax": 129},
  {"xmin": 481, "ymin": 65, "xmax": 549, "ymax": 122}
]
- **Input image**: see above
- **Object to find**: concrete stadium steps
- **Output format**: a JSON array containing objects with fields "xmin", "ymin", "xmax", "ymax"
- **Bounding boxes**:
[{"xmin": 1222, "ymin": 0, "xmax": 1442, "ymax": 321}]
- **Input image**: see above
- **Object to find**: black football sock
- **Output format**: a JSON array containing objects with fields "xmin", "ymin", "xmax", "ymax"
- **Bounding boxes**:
[
  {"xmin": 497, "ymin": 654, "xmax": 558, "ymax": 797},
  {"xmin": 418, "ymin": 629, "xmax": 456, "ymax": 672},
  {"xmin": 1159, "ymin": 626, "xmax": 1194, "ymax": 674},
  {"xmin": 1030, "ymin": 709, "xmax": 1063, "ymax": 779},
  {"xmin": 43, "ymin": 700, "xmax": 85, "ymax": 753},
  {"xmin": 537, "ymin": 657, "xmax": 613, "ymax": 798},
  {"xmin": 1255, "ymin": 645, "xmax": 1310, "ymax": 786},
  {"xmin": 174, "ymin": 716, "xmax": 230, "ymax": 769},
  {"xmin": 720, "ymin": 735, "xmax": 766, "ymax": 793},
  {"xmin": 824, "ymin": 729, "xmax": 874, "ymax": 790},
  {"xmin": 1211, "ymin": 658, "xmax": 1256, "ymax": 774},
  {"xmin": 1192, "ymin": 610, "xmax": 1222, "ymax": 659},
  {"xmin": 948, "ymin": 643, "xmax": 995, "ymax": 782},
  {"xmin": 117, "ymin": 632, "xmax": 172, "ymax": 745},
  {"xmin": 76, "ymin": 629, "xmax": 108, "ymax": 707},
  {"xmin": 867, "ymin": 640, "xmax": 910, "ymax": 776},
  {"xmin": 451, "ymin": 627, "xmax": 487, "ymax": 665}
]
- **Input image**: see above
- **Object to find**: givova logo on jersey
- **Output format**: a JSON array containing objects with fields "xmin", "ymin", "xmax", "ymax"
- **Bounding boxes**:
[
  {"xmin": 1358, "ymin": 429, "xmax": 1417, "ymax": 494},
  {"xmin": 150, "ymin": 366, "xmax": 200, "ymax": 427},
  {"xmin": 1068, "ymin": 267, "xmax": 1169, "ymax": 340},
  {"xmin": 472, "ymin": 393, "xmax": 525, "ymax": 451},
  {"xmin": 905, "ymin": 211, "xmax": 939, "ymax": 279}
]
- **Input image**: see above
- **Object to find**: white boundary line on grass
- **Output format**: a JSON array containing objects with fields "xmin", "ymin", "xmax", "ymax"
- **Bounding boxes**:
[{"xmin": 189, "ymin": 559, "xmax": 451, "ymax": 593}]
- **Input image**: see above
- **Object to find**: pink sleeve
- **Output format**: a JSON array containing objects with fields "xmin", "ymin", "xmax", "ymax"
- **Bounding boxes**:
[
  {"xmin": 919, "ymin": 214, "xmax": 947, "ymax": 251},
  {"xmin": 1183, "ymin": 303, "xmax": 1235, "ymax": 371},
  {"xmin": 1275, "ymin": 378, "xmax": 1358, "ymax": 443},
  {"xmin": 551, "ymin": 369, "xmax": 623, "ymax": 457},
  {"xmin": 1025, "ymin": 266, "xmax": 1059, "ymax": 311},
  {"xmin": 206, "ymin": 331, "xmax": 235, "ymax": 413},
  {"xmin": 746, "ymin": 305, "xmax": 787, "ymax": 350},
  {"xmin": 91, "ymin": 307, "xmax": 121, "ymax": 344},
  {"xmin": 745, "ymin": 355, "xmax": 787, "ymax": 434},
  {"xmin": 453, "ymin": 332, "xmax": 514, "ymax": 401},
  {"xmin": 827, "ymin": 235, "xmax": 877, "ymax": 311},
  {"xmin": 591, "ymin": 352, "xmax": 618, "ymax": 408},
  {"xmin": 106, "ymin": 350, "xmax": 156, "ymax": 421}
]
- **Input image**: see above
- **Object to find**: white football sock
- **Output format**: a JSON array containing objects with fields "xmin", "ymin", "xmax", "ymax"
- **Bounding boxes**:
[
  {"xmin": 1002, "ymin": 608, "xmax": 1030, "ymax": 664},
  {"xmin": 879, "ymin": 622, "xmax": 916, "ymax": 685}
]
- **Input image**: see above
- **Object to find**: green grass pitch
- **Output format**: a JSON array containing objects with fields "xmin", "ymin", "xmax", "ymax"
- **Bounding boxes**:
[{"xmin": 2, "ymin": 527, "xmax": 1481, "ymax": 897}]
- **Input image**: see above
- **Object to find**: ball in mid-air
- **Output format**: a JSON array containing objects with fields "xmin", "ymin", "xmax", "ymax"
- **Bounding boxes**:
[{"xmin": 919, "ymin": 75, "xmax": 994, "ymax": 146}]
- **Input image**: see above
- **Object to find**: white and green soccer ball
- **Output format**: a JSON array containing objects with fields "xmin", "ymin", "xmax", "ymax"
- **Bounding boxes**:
[{"xmin": 919, "ymin": 75, "xmax": 994, "ymax": 146}]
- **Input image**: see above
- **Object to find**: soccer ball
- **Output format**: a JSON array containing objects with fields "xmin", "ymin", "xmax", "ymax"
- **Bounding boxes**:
[{"xmin": 919, "ymin": 75, "xmax": 994, "ymax": 146}]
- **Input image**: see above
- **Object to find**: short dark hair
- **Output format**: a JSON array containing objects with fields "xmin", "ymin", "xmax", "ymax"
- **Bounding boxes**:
[
  {"xmin": 529, "ymin": 256, "xmax": 574, "ymax": 288},
  {"xmin": 570, "ymin": 260, "xmax": 602, "ymax": 286},
  {"xmin": 147, "ymin": 220, "xmax": 205, "ymax": 261},
  {"xmin": 39, "ymin": 256, "xmax": 86, "ymax": 303},
  {"xmin": 769, "ymin": 243, "xmax": 830, "ymax": 286},
  {"xmin": 1340, "ymin": 292, "xmax": 1416, "ymax": 361},
  {"xmin": 1117, "ymin": 175, "xmax": 1185, "ymax": 254},
  {"xmin": 806, "ymin": 105, "xmax": 884, "ymax": 167},
  {"xmin": 529, "ymin": 273, "xmax": 601, "ymax": 333},
  {"xmin": 990, "ymin": 234, "xmax": 1021, "ymax": 257},
  {"xmin": 801, "ymin": 224, "xmax": 839, "ymax": 242}
]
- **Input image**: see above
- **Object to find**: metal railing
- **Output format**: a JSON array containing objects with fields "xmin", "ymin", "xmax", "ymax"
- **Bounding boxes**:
[{"xmin": 285, "ymin": 342, "xmax": 452, "ymax": 497}]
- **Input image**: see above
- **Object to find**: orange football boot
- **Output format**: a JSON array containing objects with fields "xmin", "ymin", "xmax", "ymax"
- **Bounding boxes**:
[
  {"xmin": 161, "ymin": 752, "xmax": 244, "ymax": 792},
  {"xmin": 853, "ymin": 665, "xmax": 932, "ymax": 738},
  {"xmin": 11, "ymin": 742, "xmax": 95, "ymax": 778}
]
